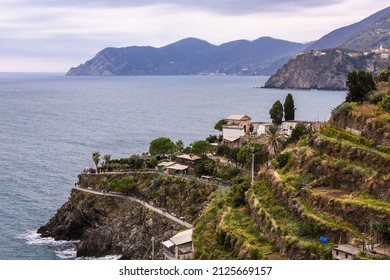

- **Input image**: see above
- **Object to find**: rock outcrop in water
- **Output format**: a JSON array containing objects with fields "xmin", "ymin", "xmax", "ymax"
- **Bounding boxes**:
[{"xmin": 263, "ymin": 49, "xmax": 387, "ymax": 90}]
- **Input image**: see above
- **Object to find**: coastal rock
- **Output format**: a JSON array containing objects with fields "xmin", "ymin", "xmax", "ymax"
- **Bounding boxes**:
[
  {"xmin": 38, "ymin": 172, "xmax": 217, "ymax": 259},
  {"xmin": 38, "ymin": 189, "xmax": 181, "ymax": 259},
  {"xmin": 263, "ymin": 49, "xmax": 385, "ymax": 90}
]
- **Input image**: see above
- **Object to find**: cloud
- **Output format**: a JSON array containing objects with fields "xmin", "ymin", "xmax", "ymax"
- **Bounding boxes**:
[
  {"xmin": 0, "ymin": 0, "xmax": 389, "ymax": 72},
  {"xmin": 12, "ymin": 0, "xmax": 344, "ymax": 15}
]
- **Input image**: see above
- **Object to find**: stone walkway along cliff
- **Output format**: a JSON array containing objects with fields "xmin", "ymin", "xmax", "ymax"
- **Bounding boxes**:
[{"xmin": 73, "ymin": 186, "xmax": 193, "ymax": 229}]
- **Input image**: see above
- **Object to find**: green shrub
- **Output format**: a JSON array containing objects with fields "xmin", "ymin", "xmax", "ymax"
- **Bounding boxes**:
[
  {"xmin": 228, "ymin": 177, "xmax": 250, "ymax": 207},
  {"xmin": 331, "ymin": 102, "xmax": 352, "ymax": 118},
  {"xmin": 332, "ymin": 159, "xmax": 345, "ymax": 171},
  {"xmin": 299, "ymin": 221, "xmax": 318, "ymax": 238},
  {"xmin": 146, "ymin": 157, "xmax": 158, "ymax": 168},
  {"xmin": 378, "ymin": 94, "xmax": 390, "ymax": 112},
  {"xmin": 109, "ymin": 177, "xmax": 137, "ymax": 194},
  {"xmin": 275, "ymin": 152, "xmax": 291, "ymax": 169},
  {"xmin": 288, "ymin": 123, "xmax": 309, "ymax": 143},
  {"xmin": 216, "ymin": 165, "xmax": 240, "ymax": 180},
  {"xmin": 369, "ymin": 91, "xmax": 387, "ymax": 104}
]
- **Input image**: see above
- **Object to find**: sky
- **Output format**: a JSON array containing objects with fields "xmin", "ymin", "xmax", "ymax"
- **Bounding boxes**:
[{"xmin": 0, "ymin": 0, "xmax": 389, "ymax": 72}]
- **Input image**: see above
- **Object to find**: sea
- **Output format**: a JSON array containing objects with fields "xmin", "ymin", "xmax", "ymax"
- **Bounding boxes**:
[{"xmin": 0, "ymin": 73, "xmax": 345, "ymax": 260}]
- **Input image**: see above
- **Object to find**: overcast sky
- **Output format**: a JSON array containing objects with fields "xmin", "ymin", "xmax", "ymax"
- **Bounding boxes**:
[{"xmin": 0, "ymin": 0, "xmax": 389, "ymax": 72}]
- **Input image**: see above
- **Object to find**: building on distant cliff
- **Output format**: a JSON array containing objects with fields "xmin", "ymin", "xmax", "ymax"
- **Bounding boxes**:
[
  {"xmin": 373, "ymin": 44, "xmax": 389, "ymax": 59},
  {"xmin": 162, "ymin": 229, "xmax": 193, "ymax": 260}
]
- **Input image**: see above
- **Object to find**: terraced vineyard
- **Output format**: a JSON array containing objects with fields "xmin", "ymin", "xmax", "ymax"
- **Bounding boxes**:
[{"xmin": 194, "ymin": 84, "xmax": 390, "ymax": 259}]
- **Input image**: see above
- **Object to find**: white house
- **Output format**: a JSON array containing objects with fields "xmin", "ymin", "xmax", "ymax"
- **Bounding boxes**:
[
  {"xmin": 225, "ymin": 114, "xmax": 252, "ymax": 134},
  {"xmin": 255, "ymin": 121, "xmax": 314, "ymax": 137},
  {"xmin": 280, "ymin": 121, "xmax": 300, "ymax": 136},
  {"xmin": 253, "ymin": 122, "xmax": 273, "ymax": 136},
  {"xmin": 222, "ymin": 114, "xmax": 251, "ymax": 148}
]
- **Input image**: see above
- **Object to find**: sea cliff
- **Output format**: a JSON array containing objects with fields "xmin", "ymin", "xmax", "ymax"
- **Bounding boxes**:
[
  {"xmin": 38, "ymin": 171, "xmax": 217, "ymax": 259},
  {"xmin": 263, "ymin": 49, "xmax": 387, "ymax": 90}
]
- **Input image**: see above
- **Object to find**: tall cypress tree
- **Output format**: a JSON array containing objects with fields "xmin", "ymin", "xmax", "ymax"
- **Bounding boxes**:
[
  {"xmin": 346, "ymin": 70, "xmax": 376, "ymax": 104},
  {"xmin": 269, "ymin": 100, "xmax": 284, "ymax": 125},
  {"xmin": 284, "ymin": 93, "xmax": 295, "ymax": 121}
]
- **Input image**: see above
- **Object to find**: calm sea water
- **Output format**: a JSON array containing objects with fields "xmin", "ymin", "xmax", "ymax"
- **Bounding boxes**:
[{"xmin": 0, "ymin": 73, "xmax": 345, "ymax": 259}]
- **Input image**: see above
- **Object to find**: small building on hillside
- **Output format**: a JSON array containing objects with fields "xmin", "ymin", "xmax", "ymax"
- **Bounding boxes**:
[
  {"xmin": 225, "ymin": 114, "xmax": 252, "ymax": 134},
  {"xmin": 253, "ymin": 122, "xmax": 273, "ymax": 136},
  {"xmin": 175, "ymin": 154, "xmax": 201, "ymax": 166},
  {"xmin": 222, "ymin": 114, "xmax": 251, "ymax": 149},
  {"xmin": 157, "ymin": 161, "xmax": 176, "ymax": 173},
  {"xmin": 332, "ymin": 244, "xmax": 360, "ymax": 260},
  {"xmin": 162, "ymin": 229, "xmax": 193, "ymax": 260},
  {"xmin": 280, "ymin": 121, "xmax": 300, "ymax": 136},
  {"xmin": 255, "ymin": 121, "xmax": 315, "ymax": 137},
  {"xmin": 222, "ymin": 125, "xmax": 246, "ymax": 148},
  {"xmin": 167, "ymin": 163, "xmax": 189, "ymax": 175}
]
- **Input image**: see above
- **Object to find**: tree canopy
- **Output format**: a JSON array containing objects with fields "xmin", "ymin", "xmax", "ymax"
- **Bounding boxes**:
[
  {"xmin": 214, "ymin": 119, "xmax": 228, "ymax": 131},
  {"xmin": 284, "ymin": 93, "xmax": 295, "ymax": 121},
  {"xmin": 237, "ymin": 142, "xmax": 268, "ymax": 165},
  {"xmin": 149, "ymin": 137, "xmax": 175, "ymax": 155},
  {"xmin": 191, "ymin": 140, "xmax": 212, "ymax": 156},
  {"xmin": 346, "ymin": 70, "xmax": 376, "ymax": 104},
  {"xmin": 269, "ymin": 100, "xmax": 284, "ymax": 125}
]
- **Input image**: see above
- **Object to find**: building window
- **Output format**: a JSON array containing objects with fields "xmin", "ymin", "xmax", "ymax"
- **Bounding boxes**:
[{"xmin": 336, "ymin": 250, "xmax": 339, "ymax": 256}]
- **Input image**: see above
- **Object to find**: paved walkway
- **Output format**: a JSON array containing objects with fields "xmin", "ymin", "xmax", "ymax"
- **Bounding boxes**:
[{"xmin": 73, "ymin": 186, "xmax": 193, "ymax": 229}]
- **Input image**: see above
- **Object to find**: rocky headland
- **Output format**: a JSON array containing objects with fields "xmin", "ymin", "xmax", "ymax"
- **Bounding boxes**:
[
  {"xmin": 38, "ymin": 171, "xmax": 218, "ymax": 259},
  {"xmin": 263, "ymin": 49, "xmax": 387, "ymax": 90}
]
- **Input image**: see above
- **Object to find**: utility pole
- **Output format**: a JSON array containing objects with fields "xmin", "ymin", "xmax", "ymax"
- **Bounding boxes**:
[
  {"xmin": 251, "ymin": 153, "xmax": 255, "ymax": 186},
  {"xmin": 151, "ymin": 236, "xmax": 155, "ymax": 260}
]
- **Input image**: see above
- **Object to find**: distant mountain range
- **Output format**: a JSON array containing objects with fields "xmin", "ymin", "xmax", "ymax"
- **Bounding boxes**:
[
  {"xmin": 306, "ymin": 6, "xmax": 390, "ymax": 51},
  {"xmin": 67, "ymin": 6, "xmax": 390, "ymax": 84},
  {"xmin": 265, "ymin": 6, "xmax": 390, "ymax": 90},
  {"xmin": 66, "ymin": 37, "xmax": 309, "ymax": 76}
]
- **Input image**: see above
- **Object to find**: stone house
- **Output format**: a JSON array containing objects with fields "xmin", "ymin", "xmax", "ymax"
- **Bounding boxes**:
[
  {"xmin": 162, "ymin": 229, "xmax": 193, "ymax": 260},
  {"xmin": 332, "ymin": 244, "xmax": 360, "ymax": 260}
]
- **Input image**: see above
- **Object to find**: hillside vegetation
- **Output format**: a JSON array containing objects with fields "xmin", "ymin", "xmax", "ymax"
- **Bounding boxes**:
[{"xmin": 193, "ymin": 82, "xmax": 390, "ymax": 259}]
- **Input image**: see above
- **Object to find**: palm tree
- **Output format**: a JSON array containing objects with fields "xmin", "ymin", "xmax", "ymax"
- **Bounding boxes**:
[
  {"xmin": 265, "ymin": 125, "xmax": 285, "ymax": 157},
  {"xmin": 92, "ymin": 151, "xmax": 101, "ymax": 173},
  {"xmin": 103, "ymin": 154, "xmax": 111, "ymax": 171},
  {"xmin": 175, "ymin": 140, "xmax": 185, "ymax": 154}
]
